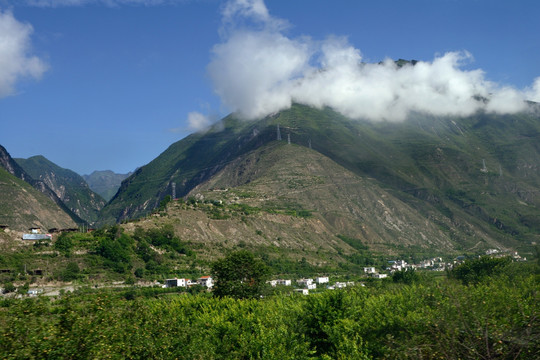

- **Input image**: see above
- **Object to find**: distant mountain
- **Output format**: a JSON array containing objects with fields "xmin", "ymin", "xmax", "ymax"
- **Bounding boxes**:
[
  {"xmin": 0, "ymin": 145, "xmax": 78, "ymax": 231},
  {"xmin": 83, "ymin": 170, "xmax": 131, "ymax": 202},
  {"xmin": 99, "ymin": 104, "xmax": 540, "ymax": 257},
  {"xmin": 15, "ymin": 156, "xmax": 106, "ymax": 224}
]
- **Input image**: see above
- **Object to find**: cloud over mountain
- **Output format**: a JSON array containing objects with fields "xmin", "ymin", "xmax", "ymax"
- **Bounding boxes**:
[
  {"xmin": 208, "ymin": 0, "xmax": 540, "ymax": 121},
  {"xmin": 0, "ymin": 10, "xmax": 47, "ymax": 98}
]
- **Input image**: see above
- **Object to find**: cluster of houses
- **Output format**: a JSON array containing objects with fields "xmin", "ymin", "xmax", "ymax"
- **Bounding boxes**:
[
  {"xmin": 164, "ymin": 275, "xmax": 213, "ymax": 289},
  {"xmin": 163, "ymin": 275, "xmax": 360, "ymax": 295},
  {"xmin": 266, "ymin": 276, "xmax": 359, "ymax": 295},
  {"xmin": 486, "ymin": 249, "xmax": 526, "ymax": 261}
]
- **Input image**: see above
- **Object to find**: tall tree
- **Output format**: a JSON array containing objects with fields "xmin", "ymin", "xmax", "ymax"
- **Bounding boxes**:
[{"xmin": 211, "ymin": 250, "xmax": 270, "ymax": 299}]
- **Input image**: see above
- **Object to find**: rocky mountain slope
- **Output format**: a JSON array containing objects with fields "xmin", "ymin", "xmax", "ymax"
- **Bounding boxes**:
[
  {"xmin": 16, "ymin": 156, "xmax": 106, "ymax": 224},
  {"xmin": 99, "ymin": 104, "xmax": 540, "ymax": 256},
  {"xmin": 0, "ymin": 145, "xmax": 84, "ymax": 228},
  {"xmin": 0, "ymin": 148, "xmax": 77, "ymax": 232}
]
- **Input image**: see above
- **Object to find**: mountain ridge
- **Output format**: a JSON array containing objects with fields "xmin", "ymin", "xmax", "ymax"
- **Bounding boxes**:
[
  {"xmin": 15, "ymin": 156, "xmax": 106, "ymax": 224},
  {"xmin": 98, "ymin": 104, "xmax": 540, "ymax": 256},
  {"xmin": 83, "ymin": 170, "xmax": 132, "ymax": 202},
  {"xmin": 0, "ymin": 146, "xmax": 78, "ymax": 231}
]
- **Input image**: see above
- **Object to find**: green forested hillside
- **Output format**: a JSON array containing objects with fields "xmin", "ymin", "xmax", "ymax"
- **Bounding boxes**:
[{"xmin": 99, "ymin": 104, "xmax": 540, "ymax": 256}]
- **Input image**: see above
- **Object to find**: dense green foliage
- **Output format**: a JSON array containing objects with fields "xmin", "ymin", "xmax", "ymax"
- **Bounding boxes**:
[
  {"xmin": 211, "ymin": 250, "xmax": 270, "ymax": 299},
  {"xmin": 449, "ymin": 255, "xmax": 513, "ymax": 285},
  {"xmin": 0, "ymin": 225, "xmax": 198, "ymax": 286},
  {"xmin": 0, "ymin": 263, "xmax": 537, "ymax": 359}
]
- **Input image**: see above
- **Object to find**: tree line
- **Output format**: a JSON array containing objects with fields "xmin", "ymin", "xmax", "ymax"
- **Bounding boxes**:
[{"xmin": 0, "ymin": 254, "xmax": 538, "ymax": 359}]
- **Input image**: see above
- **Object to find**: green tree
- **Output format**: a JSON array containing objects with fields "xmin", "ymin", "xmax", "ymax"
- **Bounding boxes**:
[
  {"xmin": 211, "ymin": 250, "xmax": 270, "ymax": 299},
  {"xmin": 61, "ymin": 262, "xmax": 80, "ymax": 281},
  {"xmin": 54, "ymin": 233, "xmax": 73, "ymax": 255},
  {"xmin": 449, "ymin": 255, "xmax": 512, "ymax": 285},
  {"xmin": 2, "ymin": 282, "xmax": 16, "ymax": 294},
  {"xmin": 392, "ymin": 269, "xmax": 419, "ymax": 284}
]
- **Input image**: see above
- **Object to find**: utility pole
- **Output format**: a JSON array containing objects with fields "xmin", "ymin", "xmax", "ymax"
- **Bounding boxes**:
[
  {"xmin": 308, "ymin": 138, "xmax": 312, "ymax": 149},
  {"xmin": 277, "ymin": 124, "xmax": 282, "ymax": 141},
  {"xmin": 172, "ymin": 182, "xmax": 176, "ymax": 200},
  {"xmin": 287, "ymin": 133, "xmax": 291, "ymax": 145}
]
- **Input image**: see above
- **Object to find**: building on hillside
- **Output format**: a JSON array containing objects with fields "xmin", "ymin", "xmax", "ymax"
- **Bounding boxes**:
[
  {"xmin": 165, "ymin": 278, "xmax": 187, "ymax": 288},
  {"xmin": 297, "ymin": 278, "xmax": 316, "ymax": 289},
  {"xmin": 364, "ymin": 267, "xmax": 376, "ymax": 274},
  {"xmin": 197, "ymin": 276, "xmax": 213, "ymax": 288},
  {"xmin": 30, "ymin": 227, "xmax": 41, "ymax": 234},
  {"xmin": 276, "ymin": 279, "xmax": 292, "ymax": 286},
  {"xmin": 372, "ymin": 273, "xmax": 388, "ymax": 279},
  {"xmin": 294, "ymin": 289, "xmax": 309, "ymax": 295},
  {"xmin": 316, "ymin": 276, "xmax": 329, "ymax": 284},
  {"xmin": 22, "ymin": 233, "xmax": 52, "ymax": 240}
]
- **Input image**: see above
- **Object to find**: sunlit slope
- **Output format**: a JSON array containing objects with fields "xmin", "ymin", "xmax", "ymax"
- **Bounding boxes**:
[
  {"xmin": 100, "ymin": 104, "xmax": 540, "ymax": 254},
  {"xmin": 0, "ymin": 167, "xmax": 77, "ymax": 231},
  {"xmin": 16, "ymin": 156, "xmax": 106, "ymax": 223}
]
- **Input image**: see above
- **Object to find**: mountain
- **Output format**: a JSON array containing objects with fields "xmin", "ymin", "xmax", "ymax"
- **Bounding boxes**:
[
  {"xmin": 15, "ymin": 156, "xmax": 106, "ymax": 224},
  {"xmin": 99, "ymin": 104, "xmax": 540, "ymax": 256},
  {"xmin": 83, "ymin": 170, "xmax": 132, "ymax": 201},
  {"xmin": 0, "ymin": 146, "xmax": 78, "ymax": 231}
]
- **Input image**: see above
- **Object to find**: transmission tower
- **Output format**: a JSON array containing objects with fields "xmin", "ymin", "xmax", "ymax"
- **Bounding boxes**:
[
  {"xmin": 480, "ymin": 159, "xmax": 488, "ymax": 173},
  {"xmin": 172, "ymin": 182, "xmax": 176, "ymax": 200}
]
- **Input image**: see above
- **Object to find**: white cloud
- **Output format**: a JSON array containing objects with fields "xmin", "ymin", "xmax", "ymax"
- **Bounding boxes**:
[
  {"xmin": 207, "ymin": 0, "xmax": 538, "ymax": 122},
  {"xmin": 187, "ymin": 111, "xmax": 211, "ymax": 132},
  {"xmin": 525, "ymin": 77, "xmax": 540, "ymax": 103},
  {"xmin": 208, "ymin": 30, "xmax": 310, "ymax": 119},
  {"xmin": 0, "ymin": 10, "xmax": 47, "ymax": 98}
]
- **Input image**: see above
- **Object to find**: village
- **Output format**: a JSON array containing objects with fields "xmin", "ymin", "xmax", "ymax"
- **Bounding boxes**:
[
  {"xmin": 2, "ymin": 225, "xmax": 527, "ymax": 298},
  {"xmin": 159, "ymin": 248, "xmax": 526, "ymax": 296}
]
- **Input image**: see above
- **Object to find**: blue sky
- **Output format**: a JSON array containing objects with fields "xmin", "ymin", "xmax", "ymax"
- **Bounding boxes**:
[{"xmin": 0, "ymin": 0, "xmax": 538, "ymax": 175}]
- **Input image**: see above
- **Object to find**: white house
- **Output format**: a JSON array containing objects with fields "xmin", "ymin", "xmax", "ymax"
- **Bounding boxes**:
[
  {"xmin": 364, "ymin": 267, "xmax": 376, "ymax": 274},
  {"xmin": 294, "ymin": 289, "xmax": 309, "ymax": 295},
  {"xmin": 165, "ymin": 278, "xmax": 187, "ymax": 288},
  {"xmin": 267, "ymin": 280, "xmax": 278, "ymax": 287},
  {"xmin": 197, "ymin": 276, "xmax": 213, "ymax": 288},
  {"xmin": 297, "ymin": 278, "xmax": 316, "ymax": 289},
  {"xmin": 334, "ymin": 282, "xmax": 347, "ymax": 289},
  {"xmin": 297, "ymin": 278, "xmax": 313, "ymax": 286},
  {"xmin": 276, "ymin": 279, "xmax": 292, "ymax": 286},
  {"xmin": 372, "ymin": 273, "xmax": 388, "ymax": 279},
  {"xmin": 316, "ymin": 276, "xmax": 329, "ymax": 284}
]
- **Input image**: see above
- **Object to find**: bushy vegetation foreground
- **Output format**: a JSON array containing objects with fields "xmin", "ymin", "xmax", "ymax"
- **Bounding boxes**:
[{"xmin": 1, "ymin": 261, "xmax": 538, "ymax": 359}]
